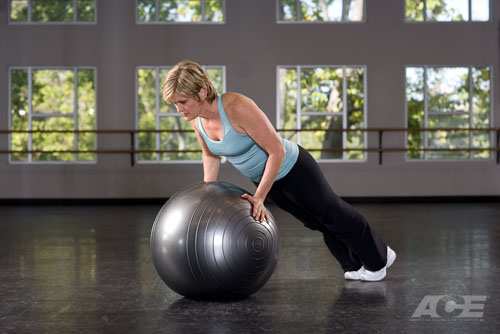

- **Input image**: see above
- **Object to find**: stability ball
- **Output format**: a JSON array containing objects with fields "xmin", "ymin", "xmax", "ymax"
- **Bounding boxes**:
[{"xmin": 150, "ymin": 182, "xmax": 280, "ymax": 299}]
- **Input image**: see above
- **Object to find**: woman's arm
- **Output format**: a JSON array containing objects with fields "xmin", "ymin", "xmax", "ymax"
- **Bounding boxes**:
[
  {"xmin": 226, "ymin": 93, "xmax": 285, "ymax": 222},
  {"xmin": 190, "ymin": 120, "xmax": 221, "ymax": 182},
  {"xmin": 202, "ymin": 151, "xmax": 221, "ymax": 182}
]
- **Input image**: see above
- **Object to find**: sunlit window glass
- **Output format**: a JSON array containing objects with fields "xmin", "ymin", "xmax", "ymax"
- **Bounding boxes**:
[
  {"xmin": 406, "ymin": 66, "xmax": 491, "ymax": 160},
  {"xmin": 279, "ymin": 0, "xmax": 364, "ymax": 22},
  {"xmin": 471, "ymin": 0, "xmax": 489, "ymax": 21},
  {"xmin": 77, "ymin": 0, "xmax": 95, "ymax": 22},
  {"xmin": 137, "ymin": 0, "xmax": 224, "ymax": 23},
  {"xmin": 406, "ymin": 0, "xmax": 490, "ymax": 22},
  {"xmin": 9, "ymin": 68, "xmax": 97, "ymax": 163},
  {"xmin": 9, "ymin": 0, "xmax": 96, "ymax": 23},
  {"xmin": 9, "ymin": 0, "xmax": 28, "ymax": 22},
  {"xmin": 278, "ymin": 66, "xmax": 365, "ymax": 161},
  {"xmin": 136, "ymin": 66, "xmax": 225, "ymax": 162}
]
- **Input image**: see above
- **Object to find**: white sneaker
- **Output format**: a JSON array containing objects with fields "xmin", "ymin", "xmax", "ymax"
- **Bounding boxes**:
[
  {"xmin": 386, "ymin": 246, "xmax": 396, "ymax": 269},
  {"xmin": 360, "ymin": 246, "xmax": 396, "ymax": 282},
  {"xmin": 344, "ymin": 267, "xmax": 365, "ymax": 280}
]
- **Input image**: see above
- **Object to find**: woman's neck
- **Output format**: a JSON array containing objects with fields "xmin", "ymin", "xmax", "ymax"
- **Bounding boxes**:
[{"xmin": 199, "ymin": 96, "xmax": 219, "ymax": 121}]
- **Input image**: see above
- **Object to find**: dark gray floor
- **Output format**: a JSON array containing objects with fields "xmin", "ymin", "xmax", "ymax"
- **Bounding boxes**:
[{"xmin": 1, "ymin": 202, "xmax": 499, "ymax": 333}]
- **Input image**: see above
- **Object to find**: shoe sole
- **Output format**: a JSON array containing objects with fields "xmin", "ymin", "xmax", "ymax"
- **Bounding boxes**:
[{"xmin": 360, "ymin": 270, "xmax": 386, "ymax": 282}]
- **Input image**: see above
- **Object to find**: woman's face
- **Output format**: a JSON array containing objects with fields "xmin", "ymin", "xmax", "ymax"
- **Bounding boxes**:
[{"xmin": 171, "ymin": 92, "xmax": 201, "ymax": 121}]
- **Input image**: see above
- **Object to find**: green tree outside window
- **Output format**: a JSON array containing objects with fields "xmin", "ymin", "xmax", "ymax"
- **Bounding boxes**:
[
  {"xmin": 9, "ymin": 68, "xmax": 97, "ymax": 162},
  {"xmin": 137, "ymin": 0, "xmax": 224, "ymax": 23},
  {"xmin": 406, "ymin": 66, "xmax": 491, "ymax": 160},
  {"xmin": 278, "ymin": 66, "xmax": 365, "ymax": 160},
  {"xmin": 279, "ymin": 0, "xmax": 364, "ymax": 22},
  {"xmin": 405, "ymin": 0, "xmax": 490, "ymax": 22},
  {"xmin": 9, "ymin": 0, "xmax": 95, "ymax": 23}
]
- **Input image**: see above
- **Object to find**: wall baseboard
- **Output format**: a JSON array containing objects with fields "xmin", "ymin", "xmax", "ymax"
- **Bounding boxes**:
[
  {"xmin": 342, "ymin": 196, "xmax": 500, "ymax": 204},
  {"xmin": 0, "ymin": 196, "xmax": 498, "ymax": 206}
]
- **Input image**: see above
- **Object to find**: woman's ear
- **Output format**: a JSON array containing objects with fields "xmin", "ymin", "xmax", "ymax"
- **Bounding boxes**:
[{"xmin": 198, "ymin": 88, "xmax": 207, "ymax": 100}]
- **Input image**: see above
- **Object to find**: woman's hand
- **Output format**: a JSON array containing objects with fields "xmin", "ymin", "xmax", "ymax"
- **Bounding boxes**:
[{"xmin": 241, "ymin": 193, "xmax": 269, "ymax": 223}]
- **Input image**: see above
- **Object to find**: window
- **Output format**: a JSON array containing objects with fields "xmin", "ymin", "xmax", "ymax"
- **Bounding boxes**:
[
  {"xmin": 137, "ymin": 0, "xmax": 224, "ymax": 23},
  {"xmin": 136, "ymin": 66, "xmax": 225, "ymax": 162},
  {"xmin": 278, "ymin": 66, "xmax": 366, "ymax": 161},
  {"xmin": 406, "ymin": 0, "xmax": 490, "ymax": 22},
  {"xmin": 9, "ymin": 0, "xmax": 96, "ymax": 23},
  {"xmin": 406, "ymin": 66, "xmax": 491, "ymax": 160},
  {"xmin": 278, "ymin": 0, "xmax": 364, "ymax": 22},
  {"xmin": 9, "ymin": 68, "xmax": 97, "ymax": 163}
]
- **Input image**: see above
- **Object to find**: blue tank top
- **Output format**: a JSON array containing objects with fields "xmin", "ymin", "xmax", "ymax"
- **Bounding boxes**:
[{"xmin": 197, "ymin": 94, "xmax": 299, "ymax": 183}]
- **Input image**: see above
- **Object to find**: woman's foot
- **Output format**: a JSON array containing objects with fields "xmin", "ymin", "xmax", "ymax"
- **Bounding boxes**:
[
  {"xmin": 360, "ymin": 246, "xmax": 396, "ymax": 282},
  {"xmin": 344, "ymin": 246, "xmax": 396, "ymax": 281}
]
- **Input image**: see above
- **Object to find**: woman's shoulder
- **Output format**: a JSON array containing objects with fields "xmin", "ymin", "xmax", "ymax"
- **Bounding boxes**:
[
  {"xmin": 222, "ymin": 92, "xmax": 255, "ymax": 113},
  {"xmin": 221, "ymin": 92, "xmax": 258, "ymax": 132},
  {"xmin": 222, "ymin": 91, "xmax": 242, "ymax": 104}
]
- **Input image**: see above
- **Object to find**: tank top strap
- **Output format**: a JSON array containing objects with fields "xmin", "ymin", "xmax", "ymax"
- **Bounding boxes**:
[
  {"xmin": 196, "ymin": 116, "xmax": 205, "ymax": 137},
  {"xmin": 197, "ymin": 94, "xmax": 230, "ymax": 139},
  {"xmin": 217, "ymin": 94, "xmax": 231, "ymax": 135}
]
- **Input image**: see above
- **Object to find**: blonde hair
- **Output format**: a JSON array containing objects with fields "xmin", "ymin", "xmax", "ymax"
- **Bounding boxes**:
[{"xmin": 163, "ymin": 60, "xmax": 217, "ymax": 104}]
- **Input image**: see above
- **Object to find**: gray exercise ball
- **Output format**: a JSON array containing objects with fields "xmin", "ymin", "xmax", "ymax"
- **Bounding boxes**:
[{"xmin": 150, "ymin": 182, "xmax": 280, "ymax": 300}]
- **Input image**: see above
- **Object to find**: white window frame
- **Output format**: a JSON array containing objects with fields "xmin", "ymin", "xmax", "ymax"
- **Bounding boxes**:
[
  {"xmin": 276, "ymin": 65, "xmax": 368, "ymax": 163},
  {"xmin": 135, "ymin": 0, "xmax": 226, "ymax": 24},
  {"xmin": 135, "ymin": 65, "xmax": 226, "ymax": 164},
  {"xmin": 276, "ymin": 0, "xmax": 366, "ymax": 24},
  {"xmin": 8, "ymin": 66, "xmax": 98, "ymax": 165},
  {"xmin": 404, "ymin": 65, "xmax": 494, "ymax": 162},
  {"xmin": 404, "ymin": 0, "xmax": 492, "ymax": 23},
  {"xmin": 8, "ymin": 0, "xmax": 98, "ymax": 25}
]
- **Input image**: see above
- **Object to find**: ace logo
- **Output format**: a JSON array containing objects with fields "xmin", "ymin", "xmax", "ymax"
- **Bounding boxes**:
[{"xmin": 411, "ymin": 295, "xmax": 487, "ymax": 321}]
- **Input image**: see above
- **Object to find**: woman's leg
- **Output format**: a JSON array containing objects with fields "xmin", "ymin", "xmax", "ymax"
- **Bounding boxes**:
[
  {"xmin": 269, "ymin": 146, "xmax": 387, "ymax": 272},
  {"xmin": 266, "ymin": 186, "xmax": 363, "ymax": 272}
]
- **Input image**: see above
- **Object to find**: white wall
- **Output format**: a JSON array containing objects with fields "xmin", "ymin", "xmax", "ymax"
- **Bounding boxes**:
[{"xmin": 0, "ymin": 0, "xmax": 498, "ymax": 199}]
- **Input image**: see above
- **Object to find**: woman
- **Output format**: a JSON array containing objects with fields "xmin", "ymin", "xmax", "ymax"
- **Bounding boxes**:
[{"xmin": 163, "ymin": 60, "xmax": 396, "ymax": 282}]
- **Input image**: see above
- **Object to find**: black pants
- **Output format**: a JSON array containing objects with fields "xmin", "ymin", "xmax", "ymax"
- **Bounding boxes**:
[{"xmin": 259, "ymin": 146, "xmax": 387, "ymax": 272}]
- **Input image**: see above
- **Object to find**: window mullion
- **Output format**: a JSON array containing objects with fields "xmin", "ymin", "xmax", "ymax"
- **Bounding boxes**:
[
  {"xmin": 423, "ymin": 0, "xmax": 427, "ymax": 21},
  {"xmin": 296, "ymin": 66, "xmax": 301, "ymax": 145},
  {"xmin": 28, "ymin": 0, "xmax": 32, "ymax": 22},
  {"xmin": 156, "ymin": 67, "xmax": 161, "ymax": 162},
  {"xmin": 74, "ymin": 0, "xmax": 78, "ymax": 22},
  {"xmin": 427, "ymin": 111, "xmax": 469, "ymax": 116},
  {"xmin": 302, "ymin": 111, "xmax": 341, "ymax": 116},
  {"xmin": 468, "ymin": 0, "xmax": 472, "ymax": 22},
  {"xmin": 31, "ymin": 113, "xmax": 74, "ymax": 118},
  {"xmin": 93, "ymin": 68, "xmax": 97, "ymax": 159},
  {"xmin": 296, "ymin": 0, "xmax": 300, "ymax": 22},
  {"xmin": 28, "ymin": 67, "xmax": 32, "ymax": 162},
  {"xmin": 202, "ymin": 0, "xmax": 206, "ymax": 21},
  {"xmin": 468, "ymin": 66, "xmax": 473, "ymax": 159},
  {"xmin": 363, "ymin": 65, "xmax": 367, "ymax": 160},
  {"xmin": 423, "ymin": 66, "xmax": 428, "ymax": 160},
  {"xmin": 74, "ymin": 68, "xmax": 79, "ymax": 161},
  {"xmin": 341, "ymin": 67, "xmax": 347, "ymax": 160},
  {"xmin": 156, "ymin": 0, "xmax": 160, "ymax": 22},
  {"xmin": 8, "ymin": 70, "xmax": 11, "ymax": 162},
  {"xmin": 276, "ymin": 67, "xmax": 281, "ymax": 130}
]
